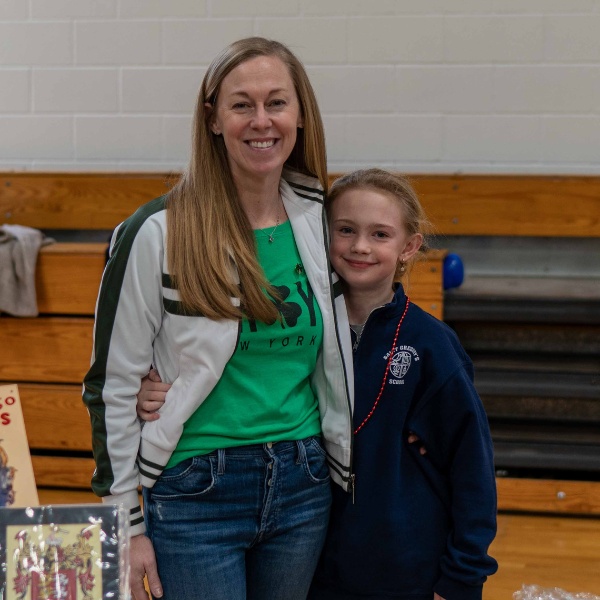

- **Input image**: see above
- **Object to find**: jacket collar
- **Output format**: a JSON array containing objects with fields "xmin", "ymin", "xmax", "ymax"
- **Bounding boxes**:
[{"xmin": 281, "ymin": 166, "xmax": 325, "ymax": 204}]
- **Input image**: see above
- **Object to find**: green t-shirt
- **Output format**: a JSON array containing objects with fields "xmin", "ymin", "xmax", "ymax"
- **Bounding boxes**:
[{"xmin": 167, "ymin": 219, "xmax": 323, "ymax": 468}]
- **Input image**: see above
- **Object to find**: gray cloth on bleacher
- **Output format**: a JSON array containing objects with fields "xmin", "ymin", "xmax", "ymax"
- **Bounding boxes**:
[{"xmin": 0, "ymin": 224, "xmax": 55, "ymax": 317}]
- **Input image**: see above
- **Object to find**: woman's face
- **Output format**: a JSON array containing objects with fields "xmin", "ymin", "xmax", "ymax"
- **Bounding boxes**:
[{"xmin": 209, "ymin": 55, "xmax": 303, "ymax": 187}]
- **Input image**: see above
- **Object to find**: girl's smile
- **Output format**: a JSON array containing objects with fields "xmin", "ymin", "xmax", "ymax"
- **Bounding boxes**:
[{"xmin": 329, "ymin": 186, "xmax": 422, "ymax": 321}]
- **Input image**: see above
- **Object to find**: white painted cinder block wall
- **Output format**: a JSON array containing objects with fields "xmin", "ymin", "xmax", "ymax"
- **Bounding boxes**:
[{"xmin": 1, "ymin": 0, "xmax": 600, "ymax": 173}]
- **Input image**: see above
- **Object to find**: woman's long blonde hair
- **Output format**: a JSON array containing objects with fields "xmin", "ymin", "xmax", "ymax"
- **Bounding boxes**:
[
  {"xmin": 167, "ymin": 37, "xmax": 327, "ymax": 322},
  {"xmin": 328, "ymin": 169, "xmax": 431, "ymax": 281}
]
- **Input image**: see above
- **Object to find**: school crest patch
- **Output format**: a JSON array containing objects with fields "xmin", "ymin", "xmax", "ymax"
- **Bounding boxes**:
[{"xmin": 386, "ymin": 345, "xmax": 420, "ymax": 385}]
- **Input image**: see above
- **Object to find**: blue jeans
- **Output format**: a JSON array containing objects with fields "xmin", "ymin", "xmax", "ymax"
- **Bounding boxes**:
[{"xmin": 143, "ymin": 437, "xmax": 332, "ymax": 600}]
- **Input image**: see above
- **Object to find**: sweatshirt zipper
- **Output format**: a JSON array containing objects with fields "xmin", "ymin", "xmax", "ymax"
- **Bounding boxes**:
[
  {"xmin": 349, "ymin": 305, "xmax": 382, "ymax": 503},
  {"xmin": 350, "ymin": 297, "xmax": 405, "ymax": 502},
  {"xmin": 352, "ymin": 304, "xmax": 386, "ymax": 352}
]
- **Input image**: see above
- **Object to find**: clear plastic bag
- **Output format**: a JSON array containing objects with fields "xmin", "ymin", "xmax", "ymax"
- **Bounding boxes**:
[
  {"xmin": 514, "ymin": 584, "xmax": 600, "ymax": 600},
  {"xmin": 0, "ymin": 503, "xmax": 130, "ymax": 600}
]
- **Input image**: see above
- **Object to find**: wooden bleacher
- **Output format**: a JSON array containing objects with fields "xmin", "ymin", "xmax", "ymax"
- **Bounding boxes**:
[
  {"xmin": 405, "ymin": 174, "xmax": 600, "ymax": 516},
  {"xmin": 1, "ymin": 172, "xmax": 599, "ymax": 513},
  {"xmin": 1, "ymin": 174, "xmax": 170, "ymax": 504}
]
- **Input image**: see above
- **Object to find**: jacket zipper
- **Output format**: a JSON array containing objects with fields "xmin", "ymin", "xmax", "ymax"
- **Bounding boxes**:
[{"xmin": 323, "ymin": 211, "xmax": 356, "ymax": 497}]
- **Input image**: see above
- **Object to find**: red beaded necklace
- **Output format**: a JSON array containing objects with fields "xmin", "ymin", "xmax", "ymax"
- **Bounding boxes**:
[{"xmin": 353, "ymin": 296, "xmax": 410, "ymax": 435}]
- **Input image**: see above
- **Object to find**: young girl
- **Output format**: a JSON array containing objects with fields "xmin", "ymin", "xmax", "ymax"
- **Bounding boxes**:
[
  {"xmin": 137, "ymin": 169, "xmax": 498, "ymax": 599},
  {"xmin": 308, "ymin": 168, "xmax": 497, "ymax": 600}
]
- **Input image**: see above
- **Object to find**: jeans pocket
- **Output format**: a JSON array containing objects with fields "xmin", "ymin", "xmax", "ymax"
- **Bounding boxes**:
[
  {"xmin": 151, "ymin": 455, "xmax": 216, "ymax": 499},
  {"xmin": 301, "ymin": 437, "xmax": 331, "ymax": 484}
]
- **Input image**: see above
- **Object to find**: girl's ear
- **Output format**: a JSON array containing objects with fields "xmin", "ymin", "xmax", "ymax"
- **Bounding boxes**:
[
  {"xmin": 400, "ymin": 233, "xmax": 423, "ymax": 263},
  {"xmin": 204, "ymin": 102, "xmax": 221, "ymax": 135}
]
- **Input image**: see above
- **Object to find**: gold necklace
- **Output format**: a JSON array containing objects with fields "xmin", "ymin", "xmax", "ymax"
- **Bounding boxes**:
[
  {"xmin": 264, "ymin": 213, "xmax": 280, "ymax": 243},
  {"xmin": 259, "ymin": 197, "xmax": 282, "ymax": 243}
]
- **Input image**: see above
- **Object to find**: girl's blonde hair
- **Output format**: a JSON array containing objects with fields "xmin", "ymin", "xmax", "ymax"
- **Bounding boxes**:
[
  {"xmin": 167, "ymin": 37, "xmax": 328, "ymax": 322},
  {"xmin": 328, "ymin": 168, "xmax": 431, "ymax": 281}
]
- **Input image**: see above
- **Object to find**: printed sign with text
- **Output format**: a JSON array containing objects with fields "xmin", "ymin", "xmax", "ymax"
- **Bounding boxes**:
[{"xmin": 0, "ymin": 384, "xmax": 39, "ymax": 508}]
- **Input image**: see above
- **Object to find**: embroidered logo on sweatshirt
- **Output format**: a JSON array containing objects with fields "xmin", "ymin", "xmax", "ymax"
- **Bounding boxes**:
[{"xmin": 385, "ymin": 345, "xmax": 419, "ymax": 385}]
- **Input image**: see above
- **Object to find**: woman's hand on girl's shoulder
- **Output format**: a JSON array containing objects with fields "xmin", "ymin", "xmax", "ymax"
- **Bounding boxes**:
[{"xmin": 137, "ymin": 369, "xmax": 171, "ymax": 421}]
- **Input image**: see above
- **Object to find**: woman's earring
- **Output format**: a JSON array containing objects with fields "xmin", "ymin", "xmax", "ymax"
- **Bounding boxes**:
[{"xmin": 399, "ymin": 260, "xmax": 406, "ymax": 273}]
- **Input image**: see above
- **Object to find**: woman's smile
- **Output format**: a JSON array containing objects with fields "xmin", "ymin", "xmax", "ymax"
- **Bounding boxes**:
[{"xmin": 210, "ymin": 55, "xmax": 303, "ymax": 187}]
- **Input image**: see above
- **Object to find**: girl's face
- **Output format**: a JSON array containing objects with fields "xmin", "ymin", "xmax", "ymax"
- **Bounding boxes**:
[
  {"xmin": 329, "ymin": 187, "xmax": 422, "ymax": 297},
  {"xmin": 208, "ymin": 55, "xmax": 303, "ymax": 187}
]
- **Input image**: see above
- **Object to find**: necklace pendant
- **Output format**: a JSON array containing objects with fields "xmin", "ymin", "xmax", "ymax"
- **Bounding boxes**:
[{"xmin": 268, "ymin": 235, "xmax": 274, "ymax": 243}]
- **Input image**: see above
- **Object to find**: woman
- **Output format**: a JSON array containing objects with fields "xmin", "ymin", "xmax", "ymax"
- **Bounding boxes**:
[{"xmin": 83, "ymin": 37, "xmax": 354, "ymax": 600}]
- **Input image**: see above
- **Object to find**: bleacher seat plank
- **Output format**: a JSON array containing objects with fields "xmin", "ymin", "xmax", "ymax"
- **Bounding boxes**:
[
  {"xmin": 38, "ymin": 243, "xmax": 447, "ymax": 320},
  {"xmin": 32, "ymin": 456, "xmax": 95, "ymax": 489},
  {"xmin": 0, "ymin": 317, "xmax": 93, "ymax": 383},
  {"xmin": 328, "ymin": 173, "xmax": 600, "ymax": 237},
  {"xmin": 411, "ymin": 175, "xmax": 600, "ymax": 237},
  {"xmin": 0, "ymin": 172, "xmax": 173, "ymax": 230},
  {"xmin": 20, "ymin": 383, "xmax": 92, "ymax": 451},
  {"xmin": 3, "ymin": 172, "xmax": 598, "ymax": 238},
  {"xmin": 496, "ymin": 477, "xmax": 600, "ymax": 515},
  {"xmin": 37, "ymin": 243, "xmax": 106, "ymax": 314},
  {"xmin": 35, "ymin": 476, "xmax": 600, "ymax": 515},
  {"xmin": 36, "ymin": 243, "xmax": 446, "ymax": 321},
  {"xmin": 37, "ymin": 489, "xmax": 101, "ymax": 505}
]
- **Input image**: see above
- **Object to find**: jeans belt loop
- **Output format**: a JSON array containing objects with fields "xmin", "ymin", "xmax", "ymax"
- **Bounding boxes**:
[
  {"xmin": 295, "ymin": 438, "xmax": 306, "ymax": 465},
  {"xmin": 217, "ymin": 448, "xmax": 226, "ymax": 475}
]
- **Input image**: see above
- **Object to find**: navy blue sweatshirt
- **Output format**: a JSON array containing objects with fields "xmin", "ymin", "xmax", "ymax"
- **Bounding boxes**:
[{"xmin": 310, "ymin": 285, "xmax": 497, "ymax": 600}]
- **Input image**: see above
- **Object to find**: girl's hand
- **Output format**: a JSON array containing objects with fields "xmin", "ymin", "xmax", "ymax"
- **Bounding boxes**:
[
  {"xmin": 137, "ymin": 369, "xmax": 171, "ymax": 421},
  {"xmin": 407, "ymin": 431, "xmax": 427, "ymax": 455}
]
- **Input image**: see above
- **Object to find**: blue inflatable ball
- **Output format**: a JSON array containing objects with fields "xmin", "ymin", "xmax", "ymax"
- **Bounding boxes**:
[{"xmin": 443, "ymin": 253, "xmax": 464, "ymax": 290}]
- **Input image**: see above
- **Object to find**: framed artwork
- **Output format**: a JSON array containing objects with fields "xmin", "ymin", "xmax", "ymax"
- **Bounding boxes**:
[
  {"xmin": 0, "ymin": 385, "xmax": 39, "ymax": 508},
  {"xmin": 0, "ymin": 504, "xmax": 127, "ymax": 600}
]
